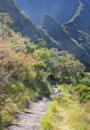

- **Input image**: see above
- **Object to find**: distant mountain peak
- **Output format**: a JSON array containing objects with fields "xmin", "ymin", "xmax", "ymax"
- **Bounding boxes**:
[
  {"xmin": 42, "ymin": 14, "xmax": 63, "ymax": 41},
  {"xmin": 42, "ymin": 14, "xmax": 61, "ymax": 29},
  {"xmin": 15, "ymin": 0, "xmax": 79, "ymax": 24}
]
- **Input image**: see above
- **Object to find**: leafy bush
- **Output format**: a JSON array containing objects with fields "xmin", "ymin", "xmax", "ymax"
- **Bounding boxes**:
[
  {"xmin": 80, "ymin": 92, "xmax": 90, "ymax": 102},
  {"xmin": 75, "ymin": 84, "xmax": 90, "ymax": 102},
  {"xmin": 79, "ymin": 78, "xmax": 90, "ymax": 87},
  {"xmin": 41, "ymin": 112, "xmax": 53, "ymax": 130},
  {"xmin": 41, "ymin": 119, "xmax": 53, "ymax": 130}
]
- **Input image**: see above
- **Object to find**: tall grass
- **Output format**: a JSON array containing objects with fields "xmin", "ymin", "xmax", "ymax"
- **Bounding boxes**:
[{"xmin": 41, "ymin": 85, "xmax": 90, "ymax": 130}]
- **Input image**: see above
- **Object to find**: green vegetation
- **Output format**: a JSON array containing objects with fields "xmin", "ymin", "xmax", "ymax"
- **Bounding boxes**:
[
  {"xmin": 0, "ymin": 16, "xmax": 90, "ymax": 130},
  {"xmin": 41, "ymin": 85, "xmax": 90, "ymax": 130}
]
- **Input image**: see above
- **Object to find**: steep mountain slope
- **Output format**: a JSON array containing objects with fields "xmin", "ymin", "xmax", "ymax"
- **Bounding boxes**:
[
  {"xmin": 0, "ymin": 0, "xmax": 90, "ymax": 67},
  {"xmin": 42, "ymin": 0, "xmax": 90, "ymax": 67},
  {"xmin": 64, "ymin": 0, "xmax": 90, "ymax": 34},
  {"xmin": 42, "ymin": 14, "xmax": 90, "ymax": 66},
  {"xmin": 0, "ymin": 0, "xmax": 58, "ymax": 47},
  {"xmin": 63, "ymin": 0, "xmax": 90, "ymax": 66},
  {"xmin": 0, "ymin": 0, "xmax": 38, "ymax": 41}
]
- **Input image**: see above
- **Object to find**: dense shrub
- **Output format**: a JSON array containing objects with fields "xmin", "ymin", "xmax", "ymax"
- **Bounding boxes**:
[{"xmin": 79, "ymin": 78, "xmax": 90, "ymax": 87}]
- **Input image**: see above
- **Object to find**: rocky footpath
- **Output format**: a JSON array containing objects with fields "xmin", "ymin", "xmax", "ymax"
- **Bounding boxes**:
[
  {"xmin": 8, "ymin": 98, "xmax": 48, "ymax": 130},
  {"xmin": 8, "ymin": 87, "xmax": 61, "ymax": 130}
]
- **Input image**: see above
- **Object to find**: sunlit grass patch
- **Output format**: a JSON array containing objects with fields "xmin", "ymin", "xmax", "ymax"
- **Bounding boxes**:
[{"xmin": 41, "ymin": 85, "xmax": 90, "ymax": 130}]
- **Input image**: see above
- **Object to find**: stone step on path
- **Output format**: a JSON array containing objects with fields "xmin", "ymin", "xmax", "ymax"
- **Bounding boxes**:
[{"xmin": 8, "ymin": 98, "xmax": 49, "ymax": 130}]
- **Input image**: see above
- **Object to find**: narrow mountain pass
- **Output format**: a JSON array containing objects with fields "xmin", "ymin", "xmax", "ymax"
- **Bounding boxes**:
[{"xmin": 8, "ymin": 97, "xmax": 49, "ymax": 130}]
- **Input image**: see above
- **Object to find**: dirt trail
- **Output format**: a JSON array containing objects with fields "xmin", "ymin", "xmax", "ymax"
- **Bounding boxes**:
[
  {"xmin": 8, "ymin": 86, "xmax": 61, "ymax": 130},
  {"xmin": 8, "ymin": 97, "xmax": 49, "ymax": 130}
]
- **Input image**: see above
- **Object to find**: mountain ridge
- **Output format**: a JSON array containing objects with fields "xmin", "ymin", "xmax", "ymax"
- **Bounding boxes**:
[
  {"xmin": 0, "ymin": 0, "xmax": 90, "ymax": 67},
  {"xmin": 42, "ymin": 14, "xmax": 90, "ymax": 66},
  {"xmin": 0, "ymin": 0, "xmax": 59, "ymax": 48},
  {"xmin": 16, "ymin": 0, "xmax": 79, "ymax": 24}
]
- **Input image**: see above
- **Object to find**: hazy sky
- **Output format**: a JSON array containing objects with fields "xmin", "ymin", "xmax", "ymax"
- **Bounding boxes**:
[{"xmin": 16, "ymin": 0, "xmax": 79, "ymax": 24}]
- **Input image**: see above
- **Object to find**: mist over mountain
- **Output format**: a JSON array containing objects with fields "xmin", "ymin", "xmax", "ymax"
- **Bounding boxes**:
[{"xmin": 15, "ymin": 0, "xmax": 79, "ymax": 24}]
